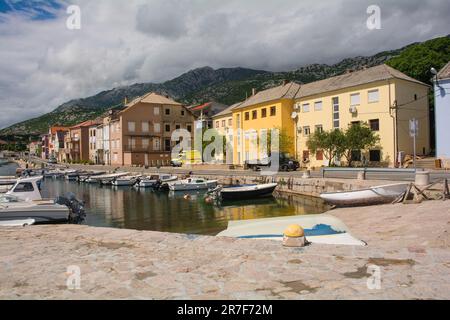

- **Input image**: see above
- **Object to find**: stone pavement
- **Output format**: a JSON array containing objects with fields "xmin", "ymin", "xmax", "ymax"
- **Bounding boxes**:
[{"xmin": 0, "ymin": 200, "xmax": 449, "ymax": 299}]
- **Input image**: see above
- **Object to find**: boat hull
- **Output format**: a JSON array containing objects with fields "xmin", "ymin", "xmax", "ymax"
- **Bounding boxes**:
[
  {"xmin": 320, "ymin": 183, "xmax": 409, "ymax": 206},
  {"xmin": 0, "ymin": 205, "xmax": 69, "ymax": 223},
  {"xmin": 221, "ymin": 183, "xmax": 277, "ymax": 200},
  {"xmin": 169, "ymin": 181, "xmax": 217, "ymax": 191}
]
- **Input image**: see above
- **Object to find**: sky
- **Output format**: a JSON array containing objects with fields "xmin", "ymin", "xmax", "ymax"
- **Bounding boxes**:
[{"xmin": 0, "ymin": 0, "xmax": 449, "ymax": 130}]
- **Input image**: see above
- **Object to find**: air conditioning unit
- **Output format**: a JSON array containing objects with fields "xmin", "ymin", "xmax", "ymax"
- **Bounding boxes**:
[
  {"xmin": 294, "ymin": 103, "xmax": 301, "ymax": 111},
  {"xmin": 297, "ymin": 127, "xmax": 302, "ymax": 134},
  {"xmin": 349, "ymin": 106, "xmax": 357, "ymax": 114}
]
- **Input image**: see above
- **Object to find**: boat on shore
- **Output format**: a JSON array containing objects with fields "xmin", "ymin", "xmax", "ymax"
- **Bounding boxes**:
[
  {"xmin": 136, "ymin": 174, "xmax": 178, "ymax": 188},
  {"xmin": 0, "ymin": 176, "xmax": 85, "ymax": 224},
  {"xmin": 168, "ymin": 177, "xmax": 218, "ymax": 191},
  {"xmin": 217, "ymin": 214, "xmax": 366, "ymax": 246},
  {"xmin": 319, "ymin": 183, "xmax": 409, "ymax": 207},
  {"xmin": 217, "ymin": 183, "xmax": 278, "ymax": 201}
]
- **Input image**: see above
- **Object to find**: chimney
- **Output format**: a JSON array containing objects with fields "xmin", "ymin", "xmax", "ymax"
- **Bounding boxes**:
[{"xmin": 252, "ymin": 88, "xmax": 256, "ymax": 96}]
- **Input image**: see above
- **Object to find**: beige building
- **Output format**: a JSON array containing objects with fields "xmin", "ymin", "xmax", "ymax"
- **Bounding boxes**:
[
  {"xmin": 110, "ymin": 92, "xmax": 195, "ymax": 167},
  {"xmin": 294, "ymin": 64, "xmax": 430, "ymax": 167},
  {"xmin": 212, "ymin": 102, "xmax": 242, "ymax": 162}
]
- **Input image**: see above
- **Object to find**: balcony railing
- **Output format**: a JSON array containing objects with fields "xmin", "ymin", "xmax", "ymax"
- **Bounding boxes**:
[{"xmin": 123, "ymin": 145, "xmax": 167, "ymax": 153}]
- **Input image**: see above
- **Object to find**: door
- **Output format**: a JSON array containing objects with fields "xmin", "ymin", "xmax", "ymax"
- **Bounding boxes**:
[{"xmin": 145, "ymin": 153, "xmax": 149, "ymax": 166}]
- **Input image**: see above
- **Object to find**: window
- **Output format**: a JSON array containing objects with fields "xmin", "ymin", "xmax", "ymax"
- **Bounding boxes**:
[
  {"xmin": 316, "ymin": 150, "xmax": 324, "ymax": 160},
  {"xmin": 165, "ymin": 108, "xmax": 170, "ymax": 115},
  {"xmin": 164, "ymin": 138, "xmax": 171, "ymax": 151},
  {"xmin": 303, "ymin": 126, "xmax": 311, "ymax": 136},
  {"xmin": 142, "ymin": 139, "xmax": 149, "ymax": 149},
  {"xmin": 165, "ymin": 124, "xmax": 171, "ymax": 132},
  {"xmin": 351, "ymin": 121, "xmax": 361, "ymax": 126},
  {"xmin": 332, "ymin": 97, "xmax": 339, "ymax": 129},
  {"xmin": 153, "ymin": 138, "xmax": 160, "ymax": 151},
  {"xmin": 302, "ymin": 103, "xmax": 310, "ymax": 113},
  {"xmin": 302, "ymin": 150, "xmax": 310, "ymax": 160},
  {"xmin": 236, "ymin": 114, "xmax": 241, "ymax": 128},
  {"xmin": 270, "ymin": 106, "xmax": 276, "ymax": 116},
  {"xmin": 369, "ymin": 150, "xmax": 381, "ymax": 162},
  {"xmin": 222, "ymin": 120, "xmax": 225, "ymax": 127},
  {"xmin": 175, "ymin": 124, "xmax": 181, "ymax": 130},
  {"xmin": 245, "ymin": 112, "xmax": 250, "ymax": 121},
  {"xmin": 181, "ymin": 110, "xmax": 185, "ymax": 116},
  {"xmin": 128, "ymin": 122, "xmax": 136, "ymax": 132},
  {"xmin": 154, "ymin": 123, "xmax": 161, "ymax": 133},
  {"xmin": 228, "ymin": 119, "xmax": 232, "ymax": 126},
  {"xmin": 368, "ymin": 89, "xmax": 379, "ymax": 103},
  {"xmin": 261, "ymin": 108, "xmax": 267, "ymax": 118},
  {"xmin": 113, "ymin": 153, "xmax": 118, "ymax": 162},
  {"xmin": 216, "ymin": 121, "xmax": 219, "ymax": 128},
  {"xmin": 351, "ymin": 150, "xmax": 361, "ymax": 162},
  {"xmin": 315, "ymin": 125, "xmax": 323, "ymax": 133},
  {"xmin": 314, "ymin": 101, "xmax": 323, "ymax": 111},
  {"xmin": 13, "ymin": 182, "xmax": 34, "ymax": 192},
  {"xmin": 369, "ymin": 119, "xmax": 380, "ymax": 131},
  {"xmin": 252, "ymin": 110, "xmax": 257, "ymax": 120},
  {"xmin": 414, "ymin": 94, "xmax": 418, "ymax": 100},
  {"xmin": 350, "ymin": 93, "xmax": 360, "ymax": 106},
  {"xmin": 142, "ymin": 122, "xmax": 149, "ymax": 132},
  {"xmin": 154, "ymin": 107, "xmax": 160, "ymax": 115},
  {"xmin": 187, "ymin": 125, "xmax": 192, "ymax": 133}
]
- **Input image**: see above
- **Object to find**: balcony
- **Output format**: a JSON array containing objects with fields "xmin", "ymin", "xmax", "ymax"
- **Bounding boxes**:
[{"xmin": 123, "ymin": 145, "xmax": 167, "ymax": 153}]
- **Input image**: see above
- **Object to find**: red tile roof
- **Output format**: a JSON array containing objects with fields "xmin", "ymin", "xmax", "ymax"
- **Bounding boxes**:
[{"xmin": 191, "ymin": 102, "xmax": 212, "ymax": 111}]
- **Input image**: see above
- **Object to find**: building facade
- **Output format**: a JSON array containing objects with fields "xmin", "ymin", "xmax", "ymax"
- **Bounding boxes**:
[
  {"xmin": 294, "ymin": 65, "xmax": 430, "ymax": 167},
  {"xmin": 434, "ymin": 61, "xmax": 450, "ymax": 167},
  {"xmin": 65, "ymin": 120, "xmax": 99, "ymax": 163},
  {"xmin": 231, "ymin": 82, "xmax": 301, "ymax": 165},
  {"xmin": 110, "ymin": 92, "xmax": 195, "ymax": 167},
  {"xmin": 212, "ymin": 102, "xmax": 242, "ymax": 162}
]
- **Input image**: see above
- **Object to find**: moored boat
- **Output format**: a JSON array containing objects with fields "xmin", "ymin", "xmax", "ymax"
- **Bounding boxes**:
[
  {"xmin": 218, "ymin": 183, "xmax": 278, "ymax": 200},
  {"xmin": 111, "ymin": 175, "xmax": 141, "ymax": 186},
  {"xmin": 168, "ymin": 177, "xmax": 217, "ymax": 191},
  {"xmin": 319, "ymin": 183, "xmax": 409, "ymax": 207},
  {"xmin": 137, "ymin": 174, "xmax": 178, "ymax": 188}
]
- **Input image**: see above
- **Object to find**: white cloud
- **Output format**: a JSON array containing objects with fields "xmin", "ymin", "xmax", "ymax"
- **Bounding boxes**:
[{"xmin": 0, "ymin": 0, "xmax": 449, "ymax": 129}]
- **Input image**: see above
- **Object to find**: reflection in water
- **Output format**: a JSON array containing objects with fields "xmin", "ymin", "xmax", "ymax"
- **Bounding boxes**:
[{"xmin": 24, "ymin": 175, "xmax": 328, "ymax": 235}]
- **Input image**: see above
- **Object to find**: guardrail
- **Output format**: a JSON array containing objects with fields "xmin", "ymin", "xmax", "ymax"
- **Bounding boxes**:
[{"xmin": 321, "ymin": 167, "xmax": 423, "ymax": 178}]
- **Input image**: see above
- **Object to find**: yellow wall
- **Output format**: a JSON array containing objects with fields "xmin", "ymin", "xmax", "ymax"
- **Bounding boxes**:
[
  {"xmin": 232, "ymin": 99, "xmax": 295, "ymax": 164},
  {"xmin": 294, "ymin": 79, "xmax": 429, "ymax": 167}
]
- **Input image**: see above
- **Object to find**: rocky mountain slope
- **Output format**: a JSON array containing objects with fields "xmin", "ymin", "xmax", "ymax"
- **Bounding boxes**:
[{"xmin": 2, "ymin": 35, "xmax": 449, "ymax": 136}]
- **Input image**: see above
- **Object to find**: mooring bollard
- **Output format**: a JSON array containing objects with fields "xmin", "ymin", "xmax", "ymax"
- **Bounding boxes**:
[
  {"xmin": 415, "ymin": 171, "xmax": 430, "ymax": 186},
  {"xmin": 282, "ymin": 224, "xmax": 306, "ymax": 247},
  {"xmin": 302, "ymin": 169, "xmax": 311, "ymax": 179}
]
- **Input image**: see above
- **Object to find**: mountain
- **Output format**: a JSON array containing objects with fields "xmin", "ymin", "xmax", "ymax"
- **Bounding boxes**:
[{"xmin": 2, "ymin": 35, "xmax": 450, "ymax": 136}]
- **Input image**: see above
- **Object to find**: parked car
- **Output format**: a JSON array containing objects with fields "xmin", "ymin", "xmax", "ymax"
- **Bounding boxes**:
[{"xmin": 244, "ymin": 152, "xmax": 299, "ymax": 172}]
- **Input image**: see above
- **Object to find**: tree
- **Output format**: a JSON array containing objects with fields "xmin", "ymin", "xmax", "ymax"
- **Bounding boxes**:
[
  {"xmin": 342, "ymin": 123, "xmax": 380, "ymax": 167},
  {"xmin": 306, "ymin": 129, "xmax": 346, "ymax": 166},
  {"xmin": 267, "ymin": 127, "xmax": 294, "ymax": 155}
]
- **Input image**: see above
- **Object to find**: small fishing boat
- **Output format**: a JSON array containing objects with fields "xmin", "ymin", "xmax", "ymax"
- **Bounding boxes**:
[
  {"xmin": 111, "ymin": 175, "xmax": 141, "ymax": 186},
  {"xmin": 320, "ymin": 183, "xmax": 409, "ymax": 207},
  {"xmin": 137, "ymin": 174, "xmax": 178, "ymax": 188},
  {"xmin": 64, "ymin": 170, "xmax": 80, "ymax": 181},
  {"xmin": 0, "ymin": 176, "xmax": 85, "ymax": 224},
  {"xmin": 217, "ymin": 214, "xmax": 365, "ymax": 246},
  {"xmin": 89, "ymin": 172, "xmax": 129, "ymax": 185},
  {"xmin": 168, "ymin": 177, "xmax": 218, "ymax": 191},
  {"xmin": 217, "ymin": 183, "xmax": 278, "ymax": 200}
]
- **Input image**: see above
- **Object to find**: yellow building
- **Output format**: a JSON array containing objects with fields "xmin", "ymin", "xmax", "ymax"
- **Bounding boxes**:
[
  {"xmin": 231, "ymin": 82, "xmax": 301, "ymax": 164},
  {"xmin": 294, "ymin": 64, "xmax": 430, "ymax": 167}
]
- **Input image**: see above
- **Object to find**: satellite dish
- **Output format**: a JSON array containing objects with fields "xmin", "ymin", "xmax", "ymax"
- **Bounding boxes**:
[{"xmin": 291, "ymin": 112, "xmax": 298, "ymax": 119}]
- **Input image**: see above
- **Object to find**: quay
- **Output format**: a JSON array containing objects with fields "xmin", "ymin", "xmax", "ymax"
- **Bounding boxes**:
[{"xmin": 1, "ymin": 200, "xmax": 449, "ymax": 299}]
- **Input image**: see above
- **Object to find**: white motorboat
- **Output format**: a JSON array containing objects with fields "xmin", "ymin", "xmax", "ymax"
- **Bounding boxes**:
[
  {"xmin": 111, "ymin": 175, "xmax": 141, "ymax": 186},
  {"xmin": 137, "ymin": 174, "xmax": 178, "ymax": 188},
  {"xmin": 0, "ymin": 219, "xmax": 35, "ymax": 227},
  {"xmin": 64, "ymin": 170, "xmax": 79, "ymax": 180},
  {"xmin": 217, "ymin": 214, "xmax": 366, "ymax": 246},
  {"xmin": 168, "ymin": 177, "xmax": 218, "ymax": 191},
  {"xmin": 0, "ymin": 176, "xmax": 85, "ymax": 224},
  {"xmin": 320, "ymin": 183, "xmax": 409, "ymax": 206},
  {"xmin": 89, "ymin": 172, "xmax": 129, "ymax": 185}
]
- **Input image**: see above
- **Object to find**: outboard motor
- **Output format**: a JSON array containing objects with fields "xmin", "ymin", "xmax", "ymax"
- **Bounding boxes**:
[{"xmin": 55, "ymin": 192, "xmax": 86, "ymax": 224}]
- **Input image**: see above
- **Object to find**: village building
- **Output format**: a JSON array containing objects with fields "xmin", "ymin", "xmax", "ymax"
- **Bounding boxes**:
[
  {"xmin": 433, "ymin": 61, "xmax": 450, "ymax": 168},
  {"xmin": 294, "ymin": 64, "xmax": 430, "ymax": 167},
  {"xmin": 65, "ymin": 120, "xmax": 101, "ymax": 163}
]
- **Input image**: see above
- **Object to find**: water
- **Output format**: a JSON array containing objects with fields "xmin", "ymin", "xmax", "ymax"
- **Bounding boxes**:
[{"xmin": 1, "ymin": 163, "xmax": 329, "ymax": 235}]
